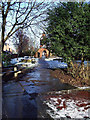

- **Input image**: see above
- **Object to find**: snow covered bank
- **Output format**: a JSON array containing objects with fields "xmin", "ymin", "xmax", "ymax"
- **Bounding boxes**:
[
  {"xmin": 10, "ymin": 57, "xmax": 39, "ymax": 68},
  {"xmin": 10, "ymin": 57, "xmax": 24, "ymax": 64},
  {"xmin": 77, "ymin": 86, "xmax": 90, "ymax": 90},
  {"xmin": 15, "ymin": 61, "xmax": 38, "ymax": 68},
  {"xmin": 45, "ymin": 58, "xmax": 67, "ymax": 69},
  {"xmin": 10, "ymin": 57, "xmax": 39, "ymax": 64}
]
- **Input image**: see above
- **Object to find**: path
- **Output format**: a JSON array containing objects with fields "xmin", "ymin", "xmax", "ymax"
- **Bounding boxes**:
[{"xmin": 2, "ymin": 59, "xmax": 75, "ymax": 119}]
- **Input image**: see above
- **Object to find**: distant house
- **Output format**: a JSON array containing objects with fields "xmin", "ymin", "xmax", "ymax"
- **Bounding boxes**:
[{"xmin": 3, "ymin": 43, "xmax": 13, "ymax": 53}]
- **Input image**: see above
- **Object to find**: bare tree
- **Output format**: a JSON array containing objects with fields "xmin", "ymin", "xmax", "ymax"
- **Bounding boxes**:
[
  {"xmin": 15, "ymin": 29, "xmax": 29, "ymax": 55},
  {"xmin": 1, "ymin": 0, "xmax": 50, "ymax": 51}
]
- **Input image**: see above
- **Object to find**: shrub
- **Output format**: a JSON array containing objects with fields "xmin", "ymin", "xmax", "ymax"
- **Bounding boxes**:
[{"xmin": 2, "ymin": 52, "xmax": 12, "ymax": 67}]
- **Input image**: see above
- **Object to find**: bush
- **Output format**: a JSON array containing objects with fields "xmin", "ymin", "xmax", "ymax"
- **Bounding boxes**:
[
  {"xmin": 19, "ymin": 50, "xmax": 36, "ymax": 57},
  {"xmin": 2, "ymin": 52, "xmax": 12, "ymax": 67},
  {"xmin": 19, "ymin": 50, "xmax": 32, "ymax": 57}
]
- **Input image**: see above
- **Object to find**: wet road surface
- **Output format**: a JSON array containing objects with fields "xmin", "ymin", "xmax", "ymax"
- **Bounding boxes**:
[{"xmin": 2, "ymin": 59, "xmax": 75, "ymax": 119}]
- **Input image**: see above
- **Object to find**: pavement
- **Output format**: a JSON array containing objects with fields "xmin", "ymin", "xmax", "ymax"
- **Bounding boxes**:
[{"xmin": 2, "ymin": 59, "xmax": 75, "ymax": 119}]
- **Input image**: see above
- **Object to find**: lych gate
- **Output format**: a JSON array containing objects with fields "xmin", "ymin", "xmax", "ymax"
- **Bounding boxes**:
[{"xmin": 35, "ymin": 48, "xmax": 49, "ymax": 58}]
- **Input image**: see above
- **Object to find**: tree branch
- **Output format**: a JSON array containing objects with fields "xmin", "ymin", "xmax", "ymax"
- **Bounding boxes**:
[{"xmin": 16, "ymin": 1, "xmax": 36, "ymax": 25}]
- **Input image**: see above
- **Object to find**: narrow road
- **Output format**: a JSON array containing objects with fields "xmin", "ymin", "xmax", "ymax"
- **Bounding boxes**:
[{"xmin": 2, "ymin": 59, "xmax": 75, "ymax": 119}]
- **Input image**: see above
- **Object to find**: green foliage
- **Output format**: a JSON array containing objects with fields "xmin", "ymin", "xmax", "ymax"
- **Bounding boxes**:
[
  {"xmin": 31, "ymin": 51, "xmax": 36, "ymax": 56},
  {"xmin": 2, "ymin": 52, "xmax": 12, "ymax": 67},
  {"xmin": 40, "ymin": 33, "xmax": 50, "ymax": 50},
  {"xmin": 22, "ymin": 50, "xmax": 31, "ymax": 56},
  {"xmin": 21, "ymin": 59, "xmax": 31, "ymax": 63},
  {"xmin": 18, "ymin": 49, "xmax": 36, "ymax": 57},
  {"xmin": 40, "ymin": 36, "xmax": 47, "ymax": 45},
  {"xmin": 46, "ymin": 2, "xmax": 90, "ymax": 63}
]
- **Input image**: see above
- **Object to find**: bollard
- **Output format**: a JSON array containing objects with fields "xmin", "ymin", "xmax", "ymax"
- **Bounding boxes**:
[
  {"xmin": 14, "ymin": 66, "xmax": 18, "ymax": 77},
  {"xmin": 14, "ymin": 66, "xmax": 21, "ymax": 77}
]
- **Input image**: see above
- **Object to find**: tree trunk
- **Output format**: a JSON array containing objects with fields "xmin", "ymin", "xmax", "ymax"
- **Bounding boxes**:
[
  {"xmin": 2, "ymin": 41, "xmax": 5, "ymax": 52},
  {"xmin": 2, "ymin": 3, "xmax": 5, "ymax": 52},
  {"xmin": 1, "ymin": 2, "xmax": 10, "ymax": 51},
  {"xmin": 79, "ymin": 56, "xmax": 85, "ymax": 79},
  {"xmin": 86, "ymin": 61, "xmax": 89, "ymax": 79}
]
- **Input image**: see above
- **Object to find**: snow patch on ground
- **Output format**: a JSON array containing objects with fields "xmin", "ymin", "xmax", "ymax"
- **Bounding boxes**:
[
  {"xmin": 78, "ymin": 86, "xmax": 90, "ymax": 89},
  {"xmin": 10, "ymin": 57, "xmax": 39, "ymax": 68},
  {"xmin": 44, "ymin": 90, "xmax": 90, "ymax": 119}
]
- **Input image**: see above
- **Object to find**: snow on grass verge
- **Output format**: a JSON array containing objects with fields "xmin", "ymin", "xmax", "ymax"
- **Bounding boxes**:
[
  {"xmin": 77, "ymin": 86, "xmax": 90, "ymax": 90},
  {"xmin": 43, "ymin": 90, "xmax": 90, "ymax": 119}
]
